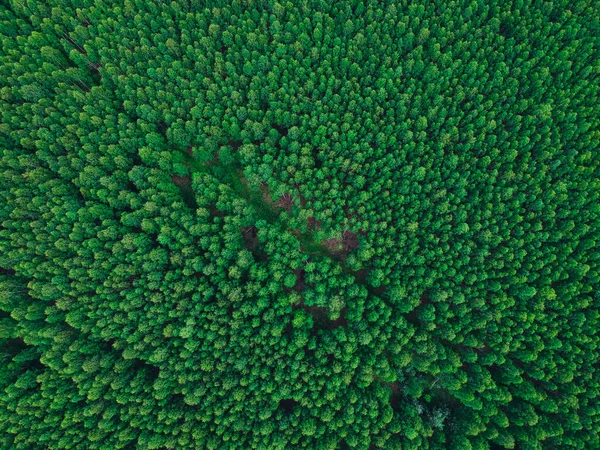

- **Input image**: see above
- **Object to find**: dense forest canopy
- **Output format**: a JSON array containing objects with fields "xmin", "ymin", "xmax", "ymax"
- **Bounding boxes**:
[{"xmin": 1, "ymin": 0, "xmax": 600, "ymax": 448}]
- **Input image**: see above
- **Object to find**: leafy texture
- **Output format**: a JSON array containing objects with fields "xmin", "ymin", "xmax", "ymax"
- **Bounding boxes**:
[{"xmin": 1, "ymin": 0, "xmax": 599, "ymax": 449}]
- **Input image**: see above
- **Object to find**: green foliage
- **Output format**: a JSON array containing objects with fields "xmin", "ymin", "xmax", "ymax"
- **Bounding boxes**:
[{"xmin": 1, "ymin": 0, "xmax": 600, "ymax": 448}]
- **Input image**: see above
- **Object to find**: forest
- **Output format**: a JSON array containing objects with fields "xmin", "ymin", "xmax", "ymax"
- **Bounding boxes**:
[{"xmin": 1, "ymin": 0, "xmax": 599, "ymax": 448}]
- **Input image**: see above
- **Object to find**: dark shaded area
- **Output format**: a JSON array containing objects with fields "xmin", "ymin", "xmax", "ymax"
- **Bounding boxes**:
[
  {"xmin": 228, "ymin": 140, "xmax": 242, "ymax": 151},
  {"xmin": 101, "ymin": 338, "xmax": 116, "ymax": 351},
  {"xmin": 242, "ymin": 226, "xmax": 268, "ymax": 261},
  {"xmin": 498, "ymin": 21, "xmax": 512, "ymax": 38},
  {"xmin": 4, "ymin": 338, "xmax": 44, "ymax": 371},
  {"xmin": 272, "ymin": 123, "xmax": 289, "ymax": 137},
  {"xmin": 0, "ymin": 267, "xmax": 16, "ymax": 276},
  {"xmin": 131, "ymin": 358, "xmax": 160, "ymax": 381},
  {"xmin": 277, "ymin": 398, "xmax": 298, "ymax": 413},
  {"xmin": 171, "ymin": 175, "xmax": 198, "ymax": 209},
  {"xmin": 311, "ymin": 147, "xmax": 323, "ymax": 168},
  {"xmin": 241, "ymin": 225, "xmax": 258, "ymax": 248},
  {"xmin": 350, "ymin": 268, "xmax": 370, "ymax": 283},
  {"xmin": 324, "ymin": 308, "xmax": 349, "ymax": 330},
  {"xmin": 369, "ymin": 284, "xmax": 387, "ymax": 296},
  {"xmin": 297, "ymin": 304, "xmax": 348, "ymax": 331},
  {"xmin": 127, "ymin": 180, "xmax": 141, "ymax": 194},
  {"xmin": 23, "ymin": 357, "xmax": 44, "ymax": 372},
  {"xmin": 307, "ymin": 216, "xmax": 321, "ymax": 231},
  {"xmin": 341, "ymin": 230, "xmax": 359, "ymax": 252},
  {"xmin": 4, "ymin": 338, "xmax": 28, "ymax": 356},
  {"xmin": 403, "ymin": 293, "xmax": 432, "ymax": 325},
  {"xmin": 292, "ymin": 268, "xmax": 306, "ymax": 292},
  {"xmin": 207, "ymin": 205, "xmax": 224, "ymax": 218},
  {"xmin": 283, "ymin": 321, "xmax": 294, "ymax": 338},
  {"xmin": 157, "ymin": 120, "xmax": 168, "ymax": 136},
  {"xmin": 385, "ymin": 382, "xmax": 403, "ymax": 411}
]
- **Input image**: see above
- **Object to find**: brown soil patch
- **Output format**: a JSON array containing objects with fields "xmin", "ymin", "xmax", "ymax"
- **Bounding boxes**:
[
  {"xmin": 307, "ymin": 216, "xmax": 321, "ymax": 231},
  {"xmin": 292, "ymin": 268, "xmax": 306, "ymax": 292},
  {"xmin": 275, "ymin": 193, "xmax": 293, "ymax": 211},
  {"xmin": 242, "ymin": 226, "xmax": 259, "ymax": 250},
  {"xmin": 341, "ymin": 230, "xmax": 359, "ymax": 252},
  {"xmin": 171, "ymin": 175, "xmax": 191, "ymax": 187}
]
